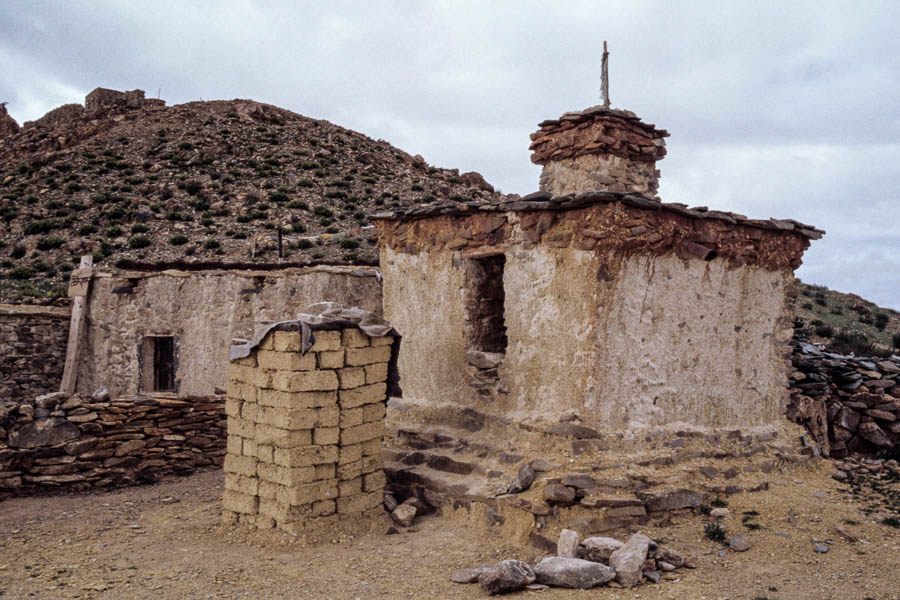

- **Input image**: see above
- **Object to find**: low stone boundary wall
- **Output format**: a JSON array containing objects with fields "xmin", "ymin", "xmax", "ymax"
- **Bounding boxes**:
[
  {"xmin": 0, "ymin": 392, "xmax": 225, "ymax": 495},
  {"xmin": 223, "ymin": 326, "xmax": 394, "ymax": 534},
  {"xmin": 787, "ymin": 332, "xmax": 899, "ymax": 458},
  {"xmin": 0, "ymin": 303, "xmax": 70, "ymax": 403}
]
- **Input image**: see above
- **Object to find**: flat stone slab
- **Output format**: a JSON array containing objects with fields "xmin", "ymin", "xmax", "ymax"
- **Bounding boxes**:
[{"xmin": 534, "ymin": 557, "xmax": 615, "ymax": 589}]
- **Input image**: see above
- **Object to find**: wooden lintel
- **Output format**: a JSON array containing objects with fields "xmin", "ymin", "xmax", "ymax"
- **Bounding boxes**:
[{"xmin": 460, "ymin": 245, "xmax": 509, "ymax": 259}]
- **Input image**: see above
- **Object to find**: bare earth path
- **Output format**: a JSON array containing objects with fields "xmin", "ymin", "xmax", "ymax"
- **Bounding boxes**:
[{"xmin": 0, "ymin": 465, "xmax": 898, "ymax": 599}]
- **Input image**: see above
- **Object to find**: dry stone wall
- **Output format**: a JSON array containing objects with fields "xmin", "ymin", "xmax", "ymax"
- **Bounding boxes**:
[
  {"xmin": 223, "ymin": 326, "xmax": 393, "ymax": 534},
  {"xmin": 0, "ymin": 303, "xmax": 70, "ymax": 403},
  {"xmin": 787, "ymin": 326, "xmax": 900, "ymax": 458},
  {"xmin": 0, "ymin": 391, "xmax": 224, "ymax": 495}
]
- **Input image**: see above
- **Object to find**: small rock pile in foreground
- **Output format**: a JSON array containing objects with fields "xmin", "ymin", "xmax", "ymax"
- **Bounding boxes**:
[{"xmin": 451, "ymin": 528, "xmax": 692, "ymax": 595}]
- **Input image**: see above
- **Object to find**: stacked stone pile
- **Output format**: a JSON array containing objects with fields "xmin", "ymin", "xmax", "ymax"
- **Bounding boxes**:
[
  {"xmin": 453, "ymin": 529, "xmax": 692, "ymax": 594},
  {"xmin": 529, "ymin": 106, "xmax": 669, "ymax": 165},
  {"xmin": 223, "ymin": 326, "xmax": 393, "ymax": 534},
  {"xmin": 0, "ymin": 389, "xmax": 225, "ymax": 495},
  {"xmin": 787, "ymin": 330, "xmax": 900, "ymax": 458}
]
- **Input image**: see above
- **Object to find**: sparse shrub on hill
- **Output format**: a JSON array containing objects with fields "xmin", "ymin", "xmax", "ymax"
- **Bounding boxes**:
[
  {"xmin": 129, "ymin": 236, "xmax": 152, "ymax": 249},
  {"xmin": 23, "ymin": 221, "xmax": 55, "ymax": 235},
  {"xmin": 169, "ymin": 235, "xmax": 189, "ymax": 246},
  {"xmin": 875, "ymin": 313, "xmax": 889, "ymax": 331},
  {"xmin": 8, "ymin": 266, "xmax": 35, "ymax": 280},
  {"xmin": 10, "ymin": 245, "xmax": 26, "ymax": 259},
  {"xmin": 36, "ymin": 236, "xmax": 65, "ymax": 250},
  {"xmin": 827, "ymin": 330, "xmax": 892, "ymax": 358},
  {"xmin": 814, "ymin": 324, "xmax": 834, "ymax": 338},
  {"xmin": 893, "ymin": 333, "xmax": 900, "ymax": 350}
]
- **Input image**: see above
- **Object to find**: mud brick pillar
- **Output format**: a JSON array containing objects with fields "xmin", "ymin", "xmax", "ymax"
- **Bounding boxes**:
[{"xmin": 222, "ymin": 326, "xmax": 394, "ymax": 534}]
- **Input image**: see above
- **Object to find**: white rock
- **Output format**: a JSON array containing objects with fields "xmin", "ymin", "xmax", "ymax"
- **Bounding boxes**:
[
  {"xmin": 557, "ymin": 528, "xmax": 580, "ymax": 558},
  {"xmin": 609, "ymin": 533, "xmax": 651, "ymax": 588}
]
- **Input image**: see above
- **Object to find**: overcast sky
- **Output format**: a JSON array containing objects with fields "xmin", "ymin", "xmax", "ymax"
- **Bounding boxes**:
[{"xmin": 2, "ymin": 1, "xmax": 898, "ymax": 309}]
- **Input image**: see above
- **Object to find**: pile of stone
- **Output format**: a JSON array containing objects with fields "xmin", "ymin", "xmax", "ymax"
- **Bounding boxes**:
[
  {"xmin": 786, "ymin": 332, "xmax": 900, "ymax": 458},
  {"xmin": 528, "ymin": 106, "xmax": 669, "ymax": 164},
  {"xmin": 0, "ymin": 389, "xmax": 225, "ymax": 494},
  {"xmin": 452, "ymin": 529, "xmax": 691, "ymax": 594}
]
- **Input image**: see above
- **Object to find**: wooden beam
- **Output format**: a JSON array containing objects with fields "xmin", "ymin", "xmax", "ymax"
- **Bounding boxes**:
[{"xmin": 59, "ymin": 255, "xmax": 93, "ymax": 395}]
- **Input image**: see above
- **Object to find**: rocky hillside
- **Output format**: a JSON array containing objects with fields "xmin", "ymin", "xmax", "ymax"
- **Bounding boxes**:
[
  {"xmin": 795, "ymin": 282, "xmax": 900, "ymax": 354},
  {"xmin": 0, "ymin": 88, "xmax": 500, "ymax": 301}
]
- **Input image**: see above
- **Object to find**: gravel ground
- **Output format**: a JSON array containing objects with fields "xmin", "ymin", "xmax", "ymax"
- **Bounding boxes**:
[{"xmin": 0, "ymin": 464, "xmax": 898, "ymax": 599}]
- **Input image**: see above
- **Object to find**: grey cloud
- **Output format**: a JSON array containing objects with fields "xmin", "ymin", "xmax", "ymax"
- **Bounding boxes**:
[{"xmin": 1, "ymin": 0, "xmax": 897, "ymax": 308}]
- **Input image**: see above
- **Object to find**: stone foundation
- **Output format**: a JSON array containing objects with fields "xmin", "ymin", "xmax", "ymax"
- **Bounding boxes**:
[{"xmin": 223, "ymin": 325, "xmax": 394, "ymax": 534}]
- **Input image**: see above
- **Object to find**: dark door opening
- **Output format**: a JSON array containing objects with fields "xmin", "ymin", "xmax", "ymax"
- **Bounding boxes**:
[
  {"xmin": 141, "ymin": 335, "xmax": 177, "ymax": 392},
  {"xmin": 464, "ymin": 254, "xmax": 507, "ymax": 354},
  {"xmin": 153, "ymin": 337, "xmax": 176, "ymax": 391}
]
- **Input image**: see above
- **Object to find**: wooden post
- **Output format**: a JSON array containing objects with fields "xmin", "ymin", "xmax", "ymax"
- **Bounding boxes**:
[{"xmin": 59, "ymin": 255, "xmax": 93, "ymax": 395}]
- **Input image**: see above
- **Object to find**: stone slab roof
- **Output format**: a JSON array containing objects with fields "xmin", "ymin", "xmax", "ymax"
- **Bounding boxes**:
[
  {"xmin": 370, "ymin": 191, "xmax": 825, "ymax": 240},
  {"xmin": 535, "ymin": 104, "xmax": 669, "ymax": 138}
]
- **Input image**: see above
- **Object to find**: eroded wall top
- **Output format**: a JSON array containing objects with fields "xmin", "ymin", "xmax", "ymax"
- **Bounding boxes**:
[{"xmin": 373, "ymin": 191, "xmax": 822, "ymax": 272}]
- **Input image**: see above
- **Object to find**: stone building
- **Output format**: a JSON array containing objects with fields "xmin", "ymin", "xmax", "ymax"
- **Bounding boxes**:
[
  {"xmin": 374, "ymin": 105, "xmax": 823, "ymax": 436},
  {"xmin": 76, "ymin": 264, "xmax": 381, "ymax": 399}
]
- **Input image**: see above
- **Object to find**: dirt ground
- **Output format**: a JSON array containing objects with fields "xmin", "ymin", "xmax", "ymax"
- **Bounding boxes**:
[{"xmin": 1, "ymin": 462, "xmax": 898, "ymax": 600}]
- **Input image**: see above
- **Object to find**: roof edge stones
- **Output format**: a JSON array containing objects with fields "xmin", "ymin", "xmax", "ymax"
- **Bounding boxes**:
[{"xmin": 369, "ymin": 191, "xmax": 824, "ymax": 240}]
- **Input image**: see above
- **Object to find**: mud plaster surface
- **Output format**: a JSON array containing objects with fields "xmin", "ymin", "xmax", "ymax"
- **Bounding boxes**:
[
  {"xmin": 78, "ymin": 268, "xmax": 381, "ymax": 398},
  {"xmin": 382, "ymin": 238, "xmax": 794, "ymax": 431}
]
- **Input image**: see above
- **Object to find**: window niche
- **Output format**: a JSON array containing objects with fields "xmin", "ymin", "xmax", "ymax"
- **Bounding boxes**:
[
  {"xmin": 140, "ymin": 335, "xmax": 177, "ymax": 393},
  {"xmin": 464, "ymin": 254, "xmax": 507, "ymax": 376}
]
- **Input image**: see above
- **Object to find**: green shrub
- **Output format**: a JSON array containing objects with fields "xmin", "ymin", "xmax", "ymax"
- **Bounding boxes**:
[
  {"xmin": 893, "ymin": 333, "xmax": 900, "ymax": 349},
  {"xmin": 704, "ymin": 522, "xmax": 728, "ymax": 544},
  {"xmin": 36, "ymin": 236, "xmax": 65, "ymax": 250},
  {"xmin": 169, "ymin": 235, "xmax": 189, "ymax": 246},
  {"xmin": 287, "ymin": 200, "xmax": 309, "ymax": 210},
  {"xmin": 875, "ymin": 313, "xmax": 890, "ymax": 331},
  {"xmin": 801, "ymin": 302, "xmax": 813, "ymax": 310},
  {"xmin": 814, "ymin": 324, "xmax": 834, "ymax": 338},
  {"xmin": 313, "ymin": 206, "xmax": 333, "ymax": 218},
  {"xmin": 268, "ymin": 192, "xmax": 290, "ymax": 203},
  {"xmin": 204, "ymin": 239, "xmax": 221, "ymax": 250},
  {"xmin": 8, "ymin": 266, "xmax": 36, "ymax": 280},
  {"xmin": 291, "ymin": 223, "xmax": 307, "ymax": 233},
  {"xmin": 184, "ymin": 180, "xmax": 203, "ymax": 196},
  {"xmin": 828, "ymin": 331, "xmax": 878, "ymax": 357},
  {"xmin": 340, "ymin": 238, "xmax": 359, "ymax": 250},
  {"xmin": 106, "ymin": 226, "xmax": 123, "ymax": 238},
  {"xmin": 131, "ymin": 224, "xmax": 150, "ymax": 234},
  {"xmin": 297, "ymin": 239, "xmax": 314, "ymax": 249},
  {"xmin": 23, "ymin": 221, "xmax": 55, "ymax": 235},
  {"xmin": 10, "ymin": 245, "xmax": 26, "ymax": 259},
  {"xmin": 129, "ymin": 236, "xmax": 152, "ymax": 249}
]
